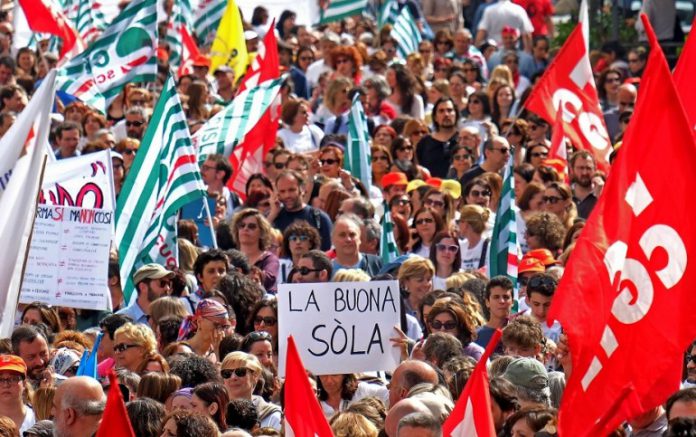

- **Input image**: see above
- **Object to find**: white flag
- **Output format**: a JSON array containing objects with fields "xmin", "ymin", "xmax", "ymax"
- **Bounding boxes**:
[{"xmin": 0, "ymin": 70, "xmax": 57, "ymax": 337}]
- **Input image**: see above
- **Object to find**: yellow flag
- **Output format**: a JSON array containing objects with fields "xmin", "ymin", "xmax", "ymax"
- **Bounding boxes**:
[{"xmin": 209, "ymin": 0, "xmax": 248, "ymax": 82}]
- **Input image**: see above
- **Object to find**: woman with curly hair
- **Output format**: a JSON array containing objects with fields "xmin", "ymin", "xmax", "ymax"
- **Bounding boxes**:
[
  {"xmin": 230, "ymin": 209, "xmax": 279, "ymax": 293},
  {"xmin": 329, "ymin": 46, "xmax": 363, "ymax": 84},
  {"xmin": 426, "ymin": 299, "xmax": 484, "ymax": 360},
  {"xmin": 159, "ymin": 410, "xmax": 219, "ymax": 437},
  {"xmin": 524, "ymin": 211, "xmax": 566, "ymax": 255},
  {"xmin": 113, "ymin": 323, "xmax": 158, "ymax": 372},
  {"xmin": 279, "ymin": 221, "xmax": 321, "ymax": 284}
]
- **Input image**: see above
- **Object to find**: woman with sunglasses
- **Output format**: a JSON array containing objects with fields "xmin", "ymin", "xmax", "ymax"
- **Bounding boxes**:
[
  {"xmin": 318, "ymin": 145, "xmax": 344, "ymax": 179},
  {"xmin": 429, "ymin": 231, "xmax": 462, "ymax": 290},
  {"xmin": 461, "ymin": 59, "xmax": 484, "ymax": 92},
  {"xmin": 525, "ymin": 142, "xmax": 550, "ymax": 169},
  {"xmin": 426, "ymin": 299, "xmax": 484, "ymax": 361},
  {"xmin": 177, "ymin": 299, "xmax": 230, "ymax": 362},
  {"xmin": 390, "ymin": 136, "xmax": 431, "ymax": 180},
  {"xmin": 447, "ymin": 144, "xmax": 474, "ymax": 181},
  {"xmin": 409, "ymin": 207, "xmax": 444, "ymax": 258},
  {"xmin": 423, "ymin": 188, "xmax": 456, "ymax": 227},
  {"xmin": 541, "ymin": 182, "xmax": 577, "ymax": 230},
  {"xmin": 371, "ymin": 145, "xmax": 393, "ymax": 190},
  {"xmin": 433, "ymin": 29, "xmax": 454, "ymax": 57},
  {"xmin": 279, "ymin": 221, "xmax": 321, "ymax": 284},
  {"xmin": 458, "ymin": 205, "xmax": 491, "ymax": 270},
  {"xmin": 220, "ymin": 352, "xmax": 282, "ymax": 430},
  {"xmin": 113, "ymin": 323, "xmax": 158, "ymax": 373},
  {"xmin": 231, "ymin": 209, "xmax": 279, "ymax": 293},
  {"xmin": 248, "ymin": 297, "xmax": 279, "ymax": 358}
]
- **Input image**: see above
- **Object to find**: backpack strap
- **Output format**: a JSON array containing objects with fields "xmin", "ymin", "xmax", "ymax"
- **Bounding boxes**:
[{"xmin": 478, "ymin": 238, "xmax": 490, "ymax": 269}]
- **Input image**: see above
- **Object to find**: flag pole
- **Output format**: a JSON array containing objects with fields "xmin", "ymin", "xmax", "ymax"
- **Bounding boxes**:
[{"xmin": 203, "ymin": 197, "xmax": 218, "ymax": 249}]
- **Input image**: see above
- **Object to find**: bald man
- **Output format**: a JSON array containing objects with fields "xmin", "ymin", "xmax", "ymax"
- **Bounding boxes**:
[
  {"xmin": 385, "ymin": 398, "xmax": 432, "ymax": 437},
  {"xmin": 604, "ymin": 83, "xmax": 638, "ymax": 142},
  {"xmin": 52, "ymin": 377, "xmax": 106, "ymax": 437},
  {"xmin": 388, "ymin": 360, "xmax": 439, "ymax": 407}
]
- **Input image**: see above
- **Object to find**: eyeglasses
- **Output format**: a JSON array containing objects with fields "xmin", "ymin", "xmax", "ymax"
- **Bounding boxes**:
[
  {"xmin": 254, "ymin": 316, "xmax": 277, "ymax": 326},
  {"xmin": 453, "ymin": 153, "xmax": 470, "ymax": 161},
  {"xmin": 425, "ymin": 199, "xmax": 445, "ymax": 208},
  {"xmin": 221, "ymin": 368, "xmax": 249, "ymax": 379},
  {"xmin": 238, "ymin": 222, "xmax": 259, "ymax": 230},
  {"xmin": 274, "ymin": 162, "xmax": 287, "ymax": 169},
  {"xmin": 530, "ymin": 151, "xmax": 548, "ymax": 158},
  {"xmin": 373, "ymin": 155, "xmax": 389, "ymax": 162},
  {"xmin": 0, "ymin": 375, "xmax": 23, "ymax": 386},
  {"xmin": 436, "ymin": 243, "xmax": 459, "ymax": 253},
  {"xmin": 470, "ymin": 189, "xmax": 491, "ymax": 197},
  {"xmin": 320, "ymin": 159, "xmax": 339, "ymax": 166},
  {"xmin": 200, "ymin": 164, "xmax": 217, "ymax": 172},
  {"xmin": 392, "ymin": 198, "xmax": 409, "ymax": 206},
  {"xmin": 263, "ymin": 161, "xmax": 273, "ymax": 169},
  {"xmin": 491, "ymin": 147, "xmax": 510, "ymax": 154},
  {"xmin": 288, "ymin": 234, "xmax": 309, "ymax": 243},
  {"xmin": 398, "ymin": 146, "xmax": 415, "ymax": 152},
  {"xmin": 543, "ymin": 196, "xmax": 562, "ymax": 204},
  {"xmin": 430, "ymin": 320, "xmax": 458, "ymax": 330},
  {"xmin": 114, "ymin": 343, "xmax": 141, "ymax": 353},
  {"xmin": 149, "ymin": 278, "xmax": 171, "ymax": 288},
  {"xmin": 688, "ymin": 355, "xmax": 696, "ymax": 364},
  {"xmin": 125, "ymin": 120, "xmax": 144, "ymax": 127},
  {"xmin": 293, "ymin": 266, "xmax": 323, "ymax": 276},
  {"xmin": 123, "ymin": 148, "xmax": 137, "ymax": 155},
  {"xmin": 628, "ymin": 58, "xmax": 640, "ymax": 64},
  {"xmin": 415, "ymin": 218, "xmax": 434, "ymax": 225}
]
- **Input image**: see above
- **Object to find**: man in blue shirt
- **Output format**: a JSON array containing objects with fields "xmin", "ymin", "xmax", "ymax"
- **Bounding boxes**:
[{"xmin": 116, "ymin": 263, "xmax": 173, "ymax": 325}]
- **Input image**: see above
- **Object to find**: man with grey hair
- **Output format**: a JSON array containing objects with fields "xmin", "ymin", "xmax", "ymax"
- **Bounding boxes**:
[
  {"xmin": 338, "ymin": 196, "xmax": 375, "ymax": 220},
  {"xmin": 460, "ymin": 135, "xmax": 511, "ymax": 187},
  {"xmin": 422, "ymin": 332, "xmax": 463, "ymax": 367},
  {"xmin": 397, "ymin": 412, "xmax": 443, "ymax": 437},
  {"xmin": 52, "ymin": 376, "xmax": 106, "ymax": 437},
  {"xmin": 331, "ymin": 213, "xmax": 382, "ymax": 278},
  {"xmin": 385, "ymin": 398, "xmax": 432, "ymax": 437},
  {"xmin": 124, "ymin": 106, "xmax": 149, "ymax": 140},
  {"xmin": 360, "ymin": 218, "xmax": 381, "ymax": 255},
  {"xmin": 502, "ymin": 357, "xmax": 551, "ymax": 408}
]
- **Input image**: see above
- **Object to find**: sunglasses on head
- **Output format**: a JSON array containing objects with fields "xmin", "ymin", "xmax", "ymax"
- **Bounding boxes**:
[
  {"xmin": 221, "ymin": 368, "xmax": 249, "ymax": 379},
  {"xmin": 292, "ymin": 266, "xmax": 322, "ymax": 276},
  {"xmin": 430, "ymin": 320, "xmax": 458, "ymax": 330},
  {"xmin": 254, "ymin": 316, "xmax": 277, "ymax": 326}
]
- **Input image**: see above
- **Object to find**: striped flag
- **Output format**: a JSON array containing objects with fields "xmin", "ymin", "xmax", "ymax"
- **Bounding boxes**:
[
  {"xmin": 345, "ymin": 93, "xmax": 372, "ymax": 188},
  {"xmin": 193, "ymin": 77, "xmax": 283, "ymax": 163},
  {"xmin": 391, "ymin": 7, "xmax": 421, "ymax": 59},
  {"xmin": 319, "ymin": 0, "xmax": 367, "ymax": 24},
  {"xmin": 194, "ymin": 0, "xmax": 226, "ymax": 48},
  {"xmin": 164, "ymin": 0, "xmax": 192, "ymax": 67},
  {"xmin": 56, "ymin": 0, "xmax": 158, "ymax": 112},
  {"xmin": 488, "ymin": 156, "xmax": 520, "ymax": 289},
  {"xmin": 74, "ymin": 0, "xmax": 108, "ymax": 44},
  {"xmin": 378, "ymin": 0, "xmax": 399, "ymax": 29},
  {"xmin": 380, "ymin": 201, "xmax": 400, "ymax": 265},
  {"xmin": 115, "ymin": 74, "xmax": 207, "ymax": 303}
]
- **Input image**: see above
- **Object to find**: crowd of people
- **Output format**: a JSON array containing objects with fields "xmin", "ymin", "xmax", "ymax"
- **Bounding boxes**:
[{"xmin": 0, "ymin": 0, "xmax": 691, "ymax": 436}]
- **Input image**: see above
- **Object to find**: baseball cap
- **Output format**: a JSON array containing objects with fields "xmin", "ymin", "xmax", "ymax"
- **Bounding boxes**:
[
  {"xmin": 133, "ymin": 263, "xmax": 174, "ymax": 285},
  {"xmin": 0, "ymin": 355, "xmax": 26, "ymax": 375},
  {"xmin": 192, "ymin": 54, "xmax": 211, "ymax": 68},
  {"xmin": 406, "ymin": 179, "xmax": 427, "ymax": 193},
  {"xmin": 526, "ymin": 249, "xmax": 557, "ymax": 267},
  {"xmin": 502, "ymin": 357, "xmax": 548, "ymax": 390},
  {"xmin": 244, "ymin": 30, "xmax": 259, "ymax": 41},
  {"xmin": 214, "ymin": 65, "xmax": 234, "ymax": 75},
  {"xmin": 382, "ymin": 172, "xmax": 408, "ymax": 189},
  {"xmin": 425, "ymin": 177, "xmax": 442, "ymax": 189},
  {"xmin": 440, "ymin": 179, "xmax": 462, "ymax": 199},
  {"xmin": 519, "ymin": 254, "xmax": 545, "ymax": 274},
  {"xmin": 50, "ymin": 348, "xmax": 81, "ymax": 376}
]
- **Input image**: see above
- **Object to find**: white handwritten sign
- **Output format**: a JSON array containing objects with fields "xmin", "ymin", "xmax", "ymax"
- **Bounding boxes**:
[
  {"xmin": 20, "ymin": 205, "xmax": 113, "ymax": 311},
  {"xmin": 278, "ymin": 280, "xmax": 401, "ymax": 376}
]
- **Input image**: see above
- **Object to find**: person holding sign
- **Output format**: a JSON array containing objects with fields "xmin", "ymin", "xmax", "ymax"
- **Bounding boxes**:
[{"xmin": 330, "ymin": 214, "xmax": 383, "ymax": 278}]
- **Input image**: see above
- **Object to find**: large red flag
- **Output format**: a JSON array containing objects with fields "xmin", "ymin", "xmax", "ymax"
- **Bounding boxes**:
[
  {"xmin": 177, "ymin": 25, "xmax": 202, "ymax": 79},
  {"xmin": 227, "ymin": 22, "xmax": 281, "ymax": 198},
  {"xmin": 547, "ymin": 15, "xmax": 696, "ymax": 437},
  {"xmin": 284, "ymin": 335, "xmax": 334, "ymax": 437},
  {"xmin": 96, "ymin": 371, "xmax": 135, "ymax": 437},
  {"xmin": 442, "ymin": 329, "xmax": 501, "ymax": 437},
  {"xmin": 673, "ymin": 16, "xmax": 696, "ymax": 130},
  {"xmin": 524, "ymin": 24, "xmax": 612, "ymax": 173},
  {"xmin": 18, "ymin": 0, "xmax": 82, "ymax": 60}
]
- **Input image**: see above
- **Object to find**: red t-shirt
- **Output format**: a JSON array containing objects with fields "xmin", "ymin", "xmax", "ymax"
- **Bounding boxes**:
[{"xmin": 514, "ymin": 0, "xmax": 554, "ymax": 36}]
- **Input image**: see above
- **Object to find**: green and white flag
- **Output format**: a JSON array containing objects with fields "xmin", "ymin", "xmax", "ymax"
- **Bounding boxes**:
[
  {"xmin": 56, "ymin": 0, "xmax": 158, "ymax": 112},
  {"xmin": 391, "ymin": 7, "xmax": 421, "ymax": 59},
  {"xmin": 378, "ymin": 0, "xmax": 399, "ymax": 29},
  {"xmin": 345, "ymin": 93, "xmax": 372, "ymax": 188},
  {"xmin": 488, "ymin": 156, "xmax": 520, "ymax": 302},
  {"xmin": 380, "ymin": 201, "xmax": 400, "ymax": 265},
  {"xmin": 116, "ymin": 74, "xmax": 207, "ymax": 303},
  {"xmin": 75, "ymin": 0, "xmax": 108, "ymax": 44},
  {"xmin": 319, "ymin": 0, "xmax": 367, "ymax": 24},
  {"xmin": 165, "ymin": 0, "xmax": 192, "ymax": 67},
  {"xmin": 194, "ymin": 0, "xmax": 226, "ymax": 48},
  {"xmin": 193, "ymin": 76, "xmax": 284, "ymax": 163}
]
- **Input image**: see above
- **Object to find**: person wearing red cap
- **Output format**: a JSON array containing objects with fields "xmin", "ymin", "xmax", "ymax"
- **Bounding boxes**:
[
  {"xmin": 517, "ymin": 253, "xmax": 545, "ymax": 312},
  {"xmin": 487, "ymin": 26, "xmax": 536, "ymax": 81},
  {"xmin": 474, "ymin": 0, "xmax": 534, "ymax": 50},
  {"xmin": 0, "ymin": 354, "xmax": 35, "ymax": 433},
  {"xmin": 381, "ymin": 171, "xmax": 408, "ymax": 203}
]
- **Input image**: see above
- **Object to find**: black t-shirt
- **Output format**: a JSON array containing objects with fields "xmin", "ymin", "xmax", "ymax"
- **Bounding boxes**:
[
  {"xmin": 273, "ymin": 205, "xmax": 333, "ymax": 251},
  {"xmin": 416, "ymin": 133, "xmax": 458, "ymax": 178},
  {"xmin": 459, "ymin": 164, "xmax": 486, "ymax": 188}
]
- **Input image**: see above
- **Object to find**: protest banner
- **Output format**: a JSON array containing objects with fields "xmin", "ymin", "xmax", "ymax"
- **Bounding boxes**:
[
  {"xmin": 39, "ymin": 150, "xmax": 116, "ymax": 211},
  {"xmin": 277, "ymin": 280, "xmax": 401, "ymax": 376},
  {"xmin": 20, "ymin": 205, "xmax": 113, "ymax": 311}
]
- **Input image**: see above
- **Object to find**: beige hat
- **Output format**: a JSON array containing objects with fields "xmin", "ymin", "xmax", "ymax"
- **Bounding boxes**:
[{"xmin": 133, "ymin": 263, "xmax": 173, "ymax": 285}]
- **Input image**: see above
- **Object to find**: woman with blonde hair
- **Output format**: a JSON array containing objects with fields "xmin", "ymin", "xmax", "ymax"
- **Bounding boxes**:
[
  {"xmin": 458, "ymin": 204, "xmax": 491, "ymax": 270},
  {"xmin": 398, "ymin": 256, "xmax": 435, "ymax": 320},
  {"xmin": 330, "ymin": 411, "xmax": 378, "ymax": 437},
  {"xmin": 486, "ymin": 65, "xmax": 514, "ymax": 100},
  {"xmin": 113, "ymin": 323, "xmax": 158, "ymax": 372},
  {"xmin": 333, "ymin": 269, "xmax": 372, "ymax": 283},
  {"xmin": 322, "ymin": 76, "xmax": 353, "ymax": 134},
  {"xmin": 220, "ymin": 352, "xmax": 281, "ymax": 430},
  {"xmin": 230, "ymin": 208, "xmax": 279, "ymax": 293},
  {"xmin": 177, "ymin": 238, "xmax": 198, "ymax": 274}
]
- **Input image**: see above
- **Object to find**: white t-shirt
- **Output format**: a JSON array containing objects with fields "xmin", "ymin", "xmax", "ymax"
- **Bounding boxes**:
[
  {"xmin": 320, "ymin": 381, "xmax": 390, "ymax": 417},
  {"xmin": 478, "ymin": 0, "xmax": 534, "ymax": 45},
  {"xmin": 276, "ymin": 125, "xmax": 323, "ymax": 154},
  {"xmin": 460, "ymin": 238, "xmax": 486, "ymax": 270}
]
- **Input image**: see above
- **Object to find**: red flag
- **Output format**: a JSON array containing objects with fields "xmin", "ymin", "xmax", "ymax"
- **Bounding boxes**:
[
  {"xmin": 284, "ymin": 335, "xmax": 334, "ymax": 437},
  {"xmin": 227, "ymin": 22, "xmax": 281, "ymax": 198},
  {"xmin": 177, "ymin": 25, "xmax": 202, "ymax": 78},
  {"xmin": 548, "ymin": 105, "xmax": 570, "ymax": 183},
  {"xmin": 547, "ymin": 14, "xmax": 696, "ymax": 437},
  {"xmin": 673, "ymin": 15, "xmax": 696, "ymax": 131},
  {"xmin": 18, "ymin": 0, "xmax": 82, "ymax": 60},
  {"xmin": 96, "ymin": 371, "xmax": 135, "ymax": 437},
  {"xmin": 524, "ymin": 24, "xmax": 612, "ymax": 173},
  {"xmin": 442, "ymin": 329, "xmax": 501, "ymax": 437}
]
